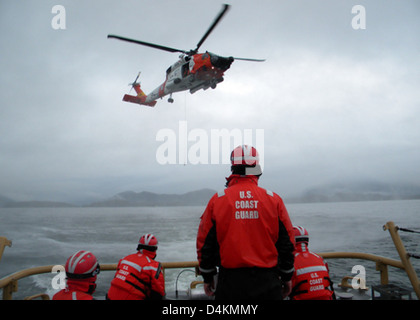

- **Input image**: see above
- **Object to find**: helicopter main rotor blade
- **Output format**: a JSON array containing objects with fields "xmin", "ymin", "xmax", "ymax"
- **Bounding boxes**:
[
  {"xmin": 108, "ymin": 34, "xmax": 187, "ymax": 54},
  {"xmin": 193, "ymin": 4, "xmax": 230, "ymax": 54},
  {"xmin": 233, "ymin": 57, "xmax": 266, "ymax": 62}
]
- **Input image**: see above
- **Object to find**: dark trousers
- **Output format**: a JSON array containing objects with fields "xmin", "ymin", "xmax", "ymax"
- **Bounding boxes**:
[{"xmin": 215, "ymin": 267, "xmax": 283, "ymax": 300}]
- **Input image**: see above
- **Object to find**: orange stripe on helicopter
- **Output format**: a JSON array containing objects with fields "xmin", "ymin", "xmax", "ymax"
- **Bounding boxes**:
[{"xmin": 133, "ymin": 84, "xmax": 146, "ymax": 97}]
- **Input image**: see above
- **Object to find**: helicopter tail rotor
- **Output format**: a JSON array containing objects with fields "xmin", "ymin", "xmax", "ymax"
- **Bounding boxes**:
[
  {"xmin": 128, "ymin": 72, "xmax": 141, "ymax": 92},
  {"xmin": 129, "ymin": 72, "xmax": 141, "ymax": 86},
  {"xmin": 123, "ymin": 72, "xmax": 156, "ymax": 107}
]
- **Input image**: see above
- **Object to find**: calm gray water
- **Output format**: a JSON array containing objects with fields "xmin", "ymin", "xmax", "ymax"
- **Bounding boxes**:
[{"xmin": 1, "ymin": 200, "xmax": 419, "ymax": 299}]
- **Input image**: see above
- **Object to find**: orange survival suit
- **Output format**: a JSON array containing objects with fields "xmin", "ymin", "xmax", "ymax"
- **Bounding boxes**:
[
  {"xmin": 290, "ymin": 226, "xmax": 334, "ymax": 300},
  {"xmin": 107, "ymin": 250, "xmax": 165, "ymax": 300}
]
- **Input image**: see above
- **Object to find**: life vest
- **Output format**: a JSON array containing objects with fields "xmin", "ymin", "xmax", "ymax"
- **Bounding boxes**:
[
  {"xmin": 290, "ymin": 246, "xmax": 334, "ymax": 300},
  {"xmin": 197, "ymin": 175, "xmax": 295, "ymax": 281},
  {"xmin": 107, "ymin": 250, "xmax": 165, "ymax": 300}
]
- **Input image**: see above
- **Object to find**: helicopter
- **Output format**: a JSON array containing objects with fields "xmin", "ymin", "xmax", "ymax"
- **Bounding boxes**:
[{"xmin": 108, "ymin": 4, "xmax": 264, "ymax": 107}]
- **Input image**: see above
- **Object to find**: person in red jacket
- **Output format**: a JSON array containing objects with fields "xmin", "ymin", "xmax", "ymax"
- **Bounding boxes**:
[
  {"xmin": 52, "ymin": 250, "xmax": 100, "ymax": 300},
  {"xmin": 197, "ymin": 145, "xmax": 295, "ymax": 299},
  {"xmin": 107, "ymin": 234, "xmax": 165, "ymax": 300},
  {"xmin": 290, "ymin": 226, "xmax": 335, "ymax": 300}
]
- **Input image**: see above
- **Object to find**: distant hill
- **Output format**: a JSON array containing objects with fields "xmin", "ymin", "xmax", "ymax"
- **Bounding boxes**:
[
  {"xmin": 1, "ymin": 181, "xmax": 420, "ymax": 208},
  {"xmin": 0, "ymin": 194, "xmax": 76, "ymax": 208},
  {"xmin": 293, "ymin": 181, "xmax": 420, "ymax": 203},
  {"xmin": 0, "ymin": 189, "xmax": 216, "ymax": 208},
  {"xmin": 3, "ymin": 200, "xmax": 76, "ymax": 208},
  {"xmin": 86, "ymin": 188, "xmax": 216, "ymax": 207},
  {"xmin": 0, "ymin": 194, "xmax": 15, "ymax": 207}
]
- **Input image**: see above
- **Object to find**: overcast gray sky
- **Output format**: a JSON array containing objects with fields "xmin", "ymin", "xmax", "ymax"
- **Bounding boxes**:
[{"xmin": 0, "ymin": 0, "xmax": 419, "ymax": 203}]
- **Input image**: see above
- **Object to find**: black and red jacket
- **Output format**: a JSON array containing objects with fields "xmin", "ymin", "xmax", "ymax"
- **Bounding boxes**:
[{"xmin": 196, "ymin": 175, "xmax": 295, "ymax": 282}]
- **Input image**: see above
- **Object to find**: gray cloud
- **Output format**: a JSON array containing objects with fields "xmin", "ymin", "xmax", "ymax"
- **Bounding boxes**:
[{"xmin": 0, "ymin": 0, "xmax": 419, "ymax": 202}]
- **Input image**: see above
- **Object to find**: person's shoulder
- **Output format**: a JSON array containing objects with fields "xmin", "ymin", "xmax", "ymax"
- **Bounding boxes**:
[
  {"xmin": 52, "ymin": 289, "xmax": 66, "ymax": 300},
  {"xmin": 120, "ymin": 252, "xmax": 141, "ymax": 263},
  {"xmin": 76, "ymin": 292, "xmax": 94, "ymax": 300},
  {"xmin": 205, "ymin": 188, "xmax": 228, "ymax": 203},
  {"xmin": 214, "ymin": 188, "xmax": 227, "ymax": 198},
  {"xmin": 123, "ymin": 252, "xmax": 138, "ymax": 259},
  {"xmin": 257, "ymin": 186, "xmax": 282, "ymax": 199},
  {"xmin": 309, "ymin": 251, "xmax": 325, "ymax": 261}
]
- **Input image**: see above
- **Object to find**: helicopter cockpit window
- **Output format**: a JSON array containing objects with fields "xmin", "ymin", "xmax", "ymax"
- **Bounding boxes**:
[
  {"xmin": 181, "ymin": 63, "xmax": 189, "ymax": 78},
  {"xmin": 202, "ymin": 53, "xmax": 209, "ymax": 60},
  {"xmin": 209, "ymin": 52, "xmax": 218, "ymax": 64}
]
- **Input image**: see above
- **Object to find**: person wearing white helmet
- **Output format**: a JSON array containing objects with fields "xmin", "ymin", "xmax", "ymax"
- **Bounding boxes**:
[
  {"xmin": 197, "ymin": 145, "xmax": 295, "ymax": 299},
  {"xmin": 107, "ymin": 234, "xmax": 165, "ymax": 300}
]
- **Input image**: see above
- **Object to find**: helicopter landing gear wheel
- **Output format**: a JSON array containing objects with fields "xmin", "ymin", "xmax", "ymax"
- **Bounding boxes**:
[
  {"xmin": 211, "ymin": 80, "xmax": 217, "ymax": 89},
  {"xmin": 168, "ymin": 94, "xmax": 174, "ymax": 103}
]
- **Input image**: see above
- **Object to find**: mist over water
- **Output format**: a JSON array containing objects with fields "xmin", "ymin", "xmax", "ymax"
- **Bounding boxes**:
[{"xmin": 1, "ymin": 200, "xmax": 419, "ymax": 299}]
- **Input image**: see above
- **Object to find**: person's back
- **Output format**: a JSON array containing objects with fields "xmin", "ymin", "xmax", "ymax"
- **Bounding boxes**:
[
  {"xmin": 53, "ymin": 283, "xmax": 94, "ymax": 300},
  {"xmin": 197, "ymin": 145, "xmax": 295, "ymax": 299},
  {"xmin": 290, "ymin": 226, "xmax": 334, "ymax": 300},
  {"xmin": 208, "ymin": 175, "xmax": 294, "ymax": 270},
  {"xmin": 107, "ymin": 234, "xmax": 165, "ymax": 300}
]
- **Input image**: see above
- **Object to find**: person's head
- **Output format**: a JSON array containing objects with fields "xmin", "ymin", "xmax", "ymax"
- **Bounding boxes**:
[
  {"xmin": 293, "ymin": 226, "xmax": 309, "ymax": 251},
  {"xmin": 137, "ymin": 233, "xmax": 158, "ymax": 258},
  {"xmin": 230, "ymin": 145, "xmax": 262, "ymax": 176},
  {"xmin": 65, "ymin": 250, "xmax": 100, "ymax": 294}
]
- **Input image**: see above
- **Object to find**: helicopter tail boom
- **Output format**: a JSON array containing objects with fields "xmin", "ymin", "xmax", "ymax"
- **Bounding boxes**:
[
  {"xmin": 122, "ymin": 94, "xmax": 156, "ymax": 107},
  {"xmin": 123, "ymin": 83, "xmax": 156, "ymax": 107}
]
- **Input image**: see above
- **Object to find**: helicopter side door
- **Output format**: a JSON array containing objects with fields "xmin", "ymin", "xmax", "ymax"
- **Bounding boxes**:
[
  {"xmin": 181, "ymin": 62, "xmax": 190, "ymax": 78},
  {"xmin": 191, "ymin": 53, "xmax": 211, "ymax": 74}
]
